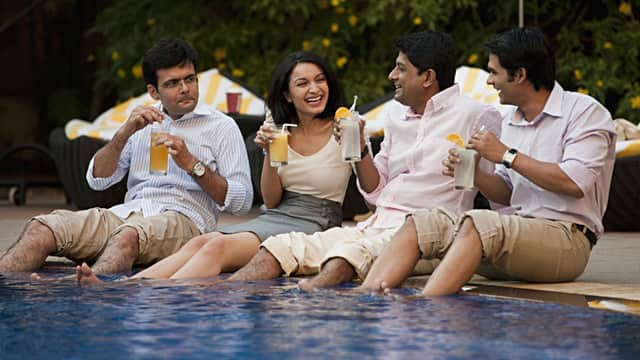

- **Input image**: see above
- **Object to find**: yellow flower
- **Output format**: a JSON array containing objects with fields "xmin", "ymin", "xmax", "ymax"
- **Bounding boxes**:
[
  {"xmin": 631, "ymin": 96, "xmax": 640, "ymax": 109},
  {"xmin": 577, "ymin": 87, "xmax": 589, "ymax": 95},
  {"xmin": 232, "ymin": 68, "xmax": 245, "ymax": 77},
  {"xmin": 348, "ymin": 15, "xmax": 358, "ymax": 26},
  {"xmin": 574, "ymin": 69, "xmax": 582, "ymax": 80},
  {"xmin": 86, "ymin": 54, "xmax": 95, "ymax": 63},
  {"xmin": 331, "ymin": 0, "xmax": 339, "ymax": 6},
  {"xmin": 335, "ymin": 6, "xmax": 345, "ymax": 14},
  {"xmin": 302, "ymin": 40, "xmax": 311, "ymax": 51},
  {"xmin": 147, "ymin": 18, "xmax": 156, "ymax": 26},
  {"xmin": 596, "ymin": 80, "xmax": 603, "ymax": 88},
  {"xmin": 331, "ymin": 23, "xmax": 339, "ymax": 33},
  {"xmin": 413, "ymin": 17, "xmax": 423, "ymax": 26},
  {"xmin": 111, "ymin": 51, "xmax": 120, "ymax": 61},
  {"xmin": 322, "ymin": 38, "xmax": 331, "ymax": 48},
  {"xmin": 619, "ymin": 2, "xmax": 632, "ymax": 16},
  {"xmin": 467, "ymin": 53, "xmax": 478, "ymax": 65},
  {"xmin": 336, "ymin": 56, "xmax": 348, "ymax": 69},
  {"xmin": 131, "ymin": 64, "xmax": 143, "ymax": 79},
  {"xmin": 603, "ymin": 41, "xmax": 613, "ymax": 49},
  {"xmin": 213, "ymin": 47, "xmax": 227, "ymax": 61},
  {"xmin": 117, "ymin": 68, "xmax": 126, "ymax": 79}
]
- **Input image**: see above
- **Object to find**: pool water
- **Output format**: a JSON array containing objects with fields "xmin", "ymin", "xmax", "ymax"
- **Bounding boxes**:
[{"xmin": 1, "ymin": 270, "xmax": 639, "ymax": 359}]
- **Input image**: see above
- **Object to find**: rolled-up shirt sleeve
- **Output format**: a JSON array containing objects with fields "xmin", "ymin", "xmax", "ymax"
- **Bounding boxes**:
[
  {"xmin": 214, "ymin": 121, "xmax": 253, "ymax": 214},
  {"xmin": 559, "ymin": 130, "xmax": 615, "ymax": 195},
  {"xmin": 86, "ymin": 138, "xmax": 131, "ymax": 191}
]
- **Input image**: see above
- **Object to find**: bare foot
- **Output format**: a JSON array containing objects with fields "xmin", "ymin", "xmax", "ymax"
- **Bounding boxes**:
[
  {"xmin": 297, "ymin": 278, "xmax": 319, "ymax": 292},
  {"xmin": 354, "ymin": 280, "xmax": 392, "ymax": 294},
  {"xmin": 76, "ymin": 262, "xmax": 102, "ymax": 285},
  {"xmin": 30, "ymin": 272, "xmax": 42, "ymax": 281}
]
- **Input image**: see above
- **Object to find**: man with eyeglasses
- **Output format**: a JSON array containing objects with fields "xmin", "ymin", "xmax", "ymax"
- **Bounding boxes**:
[{"xmin": 0, "ymin": 39, "xmax": 253, "ymax": 275}]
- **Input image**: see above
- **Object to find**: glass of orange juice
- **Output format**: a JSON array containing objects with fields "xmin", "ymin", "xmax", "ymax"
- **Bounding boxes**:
[
  {"xmin": 150, "ymin": 127, "xmax": 169, "ymax": 175},
  {"xmin": 269, "ymin": 125, "xmax": 289, "ymax": 167}
]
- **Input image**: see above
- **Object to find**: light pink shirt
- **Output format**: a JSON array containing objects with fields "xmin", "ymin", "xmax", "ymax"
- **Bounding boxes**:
[
  {"xmin": 496, "ymin": 83, "xmax": 616, "ymax": 237},
  {"xmin": 357, "ymin": 84, "xmax": 503, "ymax": 229}
]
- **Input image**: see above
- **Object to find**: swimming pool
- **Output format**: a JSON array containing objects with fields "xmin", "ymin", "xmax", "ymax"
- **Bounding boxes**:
[{"xmin": 1, "ymin": 271, "xmax": 639, "ymax": 359}]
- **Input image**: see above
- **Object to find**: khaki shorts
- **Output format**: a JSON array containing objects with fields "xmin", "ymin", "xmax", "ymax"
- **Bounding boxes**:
[
  {"xmin": 261, "ymin": 227, "xmax": 398, "ymax": 280},
  {"xmin": 34, "ymin": 208, "xmax": 200, "ymax": 266},
  {"xmin": 411, "ymin": 207, "xmax": 592, "ymax": 283}
]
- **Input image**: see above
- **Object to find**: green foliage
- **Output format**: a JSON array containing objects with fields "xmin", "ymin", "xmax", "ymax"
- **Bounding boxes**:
[{"xmin": 89, "ymin": 0, "xmax": 640, "ymax": 123}]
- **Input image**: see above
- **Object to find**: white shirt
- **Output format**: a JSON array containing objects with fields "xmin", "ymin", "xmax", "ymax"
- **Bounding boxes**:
[
  {"xmin": 86, "ymin": 104, "xmax": 253, "ymax": 233},
  {"xmin": 357, "ymin": 84, "xmax": 503, "ymax": 229},
  {"xmin": 496, "ymin": 83, "xmax": 616, "ymax": 236}
]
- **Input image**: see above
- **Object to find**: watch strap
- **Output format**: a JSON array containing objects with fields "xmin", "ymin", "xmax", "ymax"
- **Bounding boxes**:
[{"xmin": 502, "ymin": 148, "xmax": 518, "ymax": 168}]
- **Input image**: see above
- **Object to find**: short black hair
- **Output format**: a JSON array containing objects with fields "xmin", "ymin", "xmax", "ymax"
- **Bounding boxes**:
[
  {"xmin": 484, "ymin": 28, "xmax": 555, "ymax": 91},
  {"xmin": 267, "ymin": 51, "xmax": 345, "ymax": 124},
  {"xmin": 394, "ymin": 31, "xmax": 457, "ymax": 90},
  {"xmin": 142, "ymin": 38, "xmax": 198, "ymax": 88}
]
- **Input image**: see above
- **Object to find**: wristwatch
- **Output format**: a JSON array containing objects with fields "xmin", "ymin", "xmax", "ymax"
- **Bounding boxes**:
[
  {"xmin": 502, "ymin": 148, "xmax": 518, "ymax": 169},
  {"xmin": 191, "ymin": 160, "xmax": 206, "ymax": 178}
]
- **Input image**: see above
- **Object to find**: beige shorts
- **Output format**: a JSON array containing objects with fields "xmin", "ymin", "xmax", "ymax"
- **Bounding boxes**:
[
  {"xmin": 34, "ymin": 208, "xmax": 200, "ymax": 266},
  {"xmin": 261, "ymin": 227, "xmax": 398, "ymax": 280},
  {"xmin": 411, "ymin": 207, "xmax": 592, "ymax": 283}
]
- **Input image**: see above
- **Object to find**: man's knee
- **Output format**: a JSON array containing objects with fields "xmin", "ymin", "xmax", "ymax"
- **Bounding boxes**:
[
  {"xmin": 108, "ymin": 227, "xmax": 140, "ymax": 254},
  {"xmin": 23, "ymin": 220, "xmax": 56, "ymax": 249}
]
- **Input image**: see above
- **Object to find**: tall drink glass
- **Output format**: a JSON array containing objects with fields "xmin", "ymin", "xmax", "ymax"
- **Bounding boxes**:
[
  {"xmin": 150, "ymin": 127, "xmax": 169, "ymax": 175},
  {"xmin": 269, "ymin": 125, "xmax": 289, "ymax": 167},
  {"xmin": 341, "ymin": 114, "xmax": 361, "ymax": 162},
  {"xmin": 454, "ymin": 148, "xmax": 476, "ymax": 190}
]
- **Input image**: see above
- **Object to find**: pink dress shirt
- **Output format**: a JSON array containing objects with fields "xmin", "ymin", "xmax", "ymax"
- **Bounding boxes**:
[
  {"xmin": 357, "ymin": 84, "xmax": 503, "ymax": 229},
  {"xmin": 496, "ymin": 83, "xmax": 616, "ymax": 237}
]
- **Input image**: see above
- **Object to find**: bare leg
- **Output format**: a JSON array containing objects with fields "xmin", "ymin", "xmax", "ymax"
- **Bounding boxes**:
[
  {"xmin": 171, "ymin": 233, "xmax": 260, "ymax": 279},
  {"xmin": 298, "ymin": 257, "xmax": 355, "ymax": 292},
  {"xmin": 76, "ymin": 262, "xmax": 102, "ymax": 285},
  {"xmin": 0, "ymin": 220, "xmax": 57, "ymax": 272},
  {"xmin": 132, "ymin": 234, "xmax": 214, "ymax": 279},
  {"xmin": 359, "ymin": 217, "xmax": 421, "ymax": 291},
  {"xmin": 422, "ymin": 217, "xmax": 482, "ymax": 296},
  {"xmin": 90, "ymin": 227, "xmax": 139, "ymax": 274},
  {"xmin": 227, "ymin": 248, "xmax": 283, "ymax": 282}
]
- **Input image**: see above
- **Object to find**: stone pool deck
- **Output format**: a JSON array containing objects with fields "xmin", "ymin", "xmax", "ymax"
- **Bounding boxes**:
[{"xmin": 1, "ymin": 187, "xmax": 639, "ymax": 314}]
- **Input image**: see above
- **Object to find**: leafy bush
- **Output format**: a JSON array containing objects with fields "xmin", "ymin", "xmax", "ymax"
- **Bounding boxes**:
[{"xmin": 89, "ymin": 0, "xmax": 640, "ymax": 123}]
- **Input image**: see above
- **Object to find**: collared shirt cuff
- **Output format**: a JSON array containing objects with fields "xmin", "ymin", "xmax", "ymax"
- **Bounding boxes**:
[
  {"xmin": 357, "ymin": 175, "xmax": 386, "ymax": 205},
  {"xmin": 558, "ymin": 160, "xmax": 596, "ymax": 195},
  {"xmin": 220, "ymin": 180, "xmax": 252, "ymax": 214},
  {"xmin": 85, "ymin": 157, "xmax": 120, "ymax": 191}
]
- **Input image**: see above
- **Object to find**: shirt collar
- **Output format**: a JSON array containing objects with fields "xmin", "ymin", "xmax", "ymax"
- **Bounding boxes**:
[
  {"xmin": 403, "ymin": 84, "xmax": 460, "ymax": 121},
  {"xmin": 158, "ymin": 102, "xmax": 211, "ymax": 122},
  {"xmin": 511, "ymin": 81, "xmax": 563, "ymax": 125}
]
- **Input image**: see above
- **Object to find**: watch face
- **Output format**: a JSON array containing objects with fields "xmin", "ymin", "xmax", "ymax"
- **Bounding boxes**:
[{"xmin": 193, "ymin": 162, "xmax": 205, "ymax": 177}]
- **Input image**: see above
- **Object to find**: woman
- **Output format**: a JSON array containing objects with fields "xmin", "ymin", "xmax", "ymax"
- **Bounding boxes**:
[{"xmin": 77, "ymin": 51, "xmax": 351, "ymax": 283}]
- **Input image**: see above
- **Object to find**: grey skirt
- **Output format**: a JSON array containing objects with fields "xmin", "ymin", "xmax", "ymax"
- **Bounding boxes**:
[{"xmin": 218, "ymin": 191, "xmax": 342, "ymax": 242}]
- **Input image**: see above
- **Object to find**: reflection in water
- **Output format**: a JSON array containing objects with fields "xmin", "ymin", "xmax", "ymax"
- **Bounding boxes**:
[{"xmin": 1, "ymin": 271, "xmax": 639, "ymax": 359}]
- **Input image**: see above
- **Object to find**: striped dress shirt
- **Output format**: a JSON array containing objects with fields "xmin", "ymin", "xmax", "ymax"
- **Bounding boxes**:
[{"xmin": 86, "ymin": 103, "xmax": 253, "ymax": 233}]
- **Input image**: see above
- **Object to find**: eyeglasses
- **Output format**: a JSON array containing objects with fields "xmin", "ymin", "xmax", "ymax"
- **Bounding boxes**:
[{"xmin": 160, "ymin": 74, "xmax": 198, "ymax": 89}]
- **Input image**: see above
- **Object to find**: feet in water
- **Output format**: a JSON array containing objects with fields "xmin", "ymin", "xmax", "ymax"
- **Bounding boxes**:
[
  {"xmin": 76, "ymin": 262, "xmax": 103, "ymax": 285},
  {"xmin": 30, "ymin": 272, "xmax": 42, "ymax": 281},
  {"xmin": 297, "ymin": 278, "xmax": 319, "ymax": 292}
]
